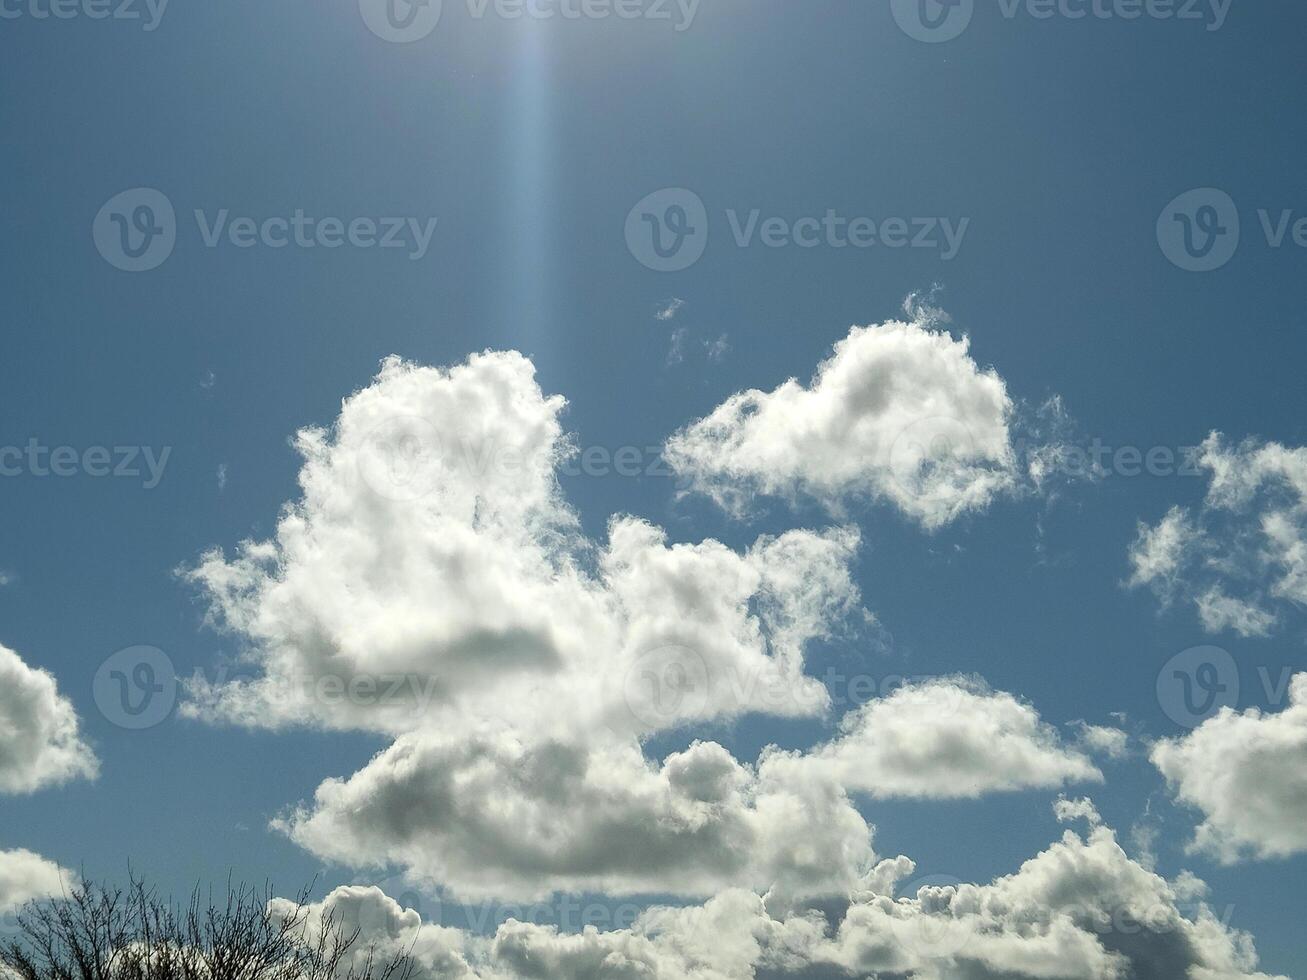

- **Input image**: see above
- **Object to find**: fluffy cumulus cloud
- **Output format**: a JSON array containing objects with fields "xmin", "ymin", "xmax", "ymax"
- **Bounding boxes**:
[
  {"xmin": 269, "ymin": 886, "xmax": 484, "ymax": 980},
  {"xmin": 185, "ymin": 351, "xmax": 1280, "ymax": 977},
  {"xmin": 0, "ymin": 849, "xmax": 76, "ymax": 915},
  {"xmin": 0, "ymin": 643, "xmax": 98, "ymax": 794},
  {"xmin": 786, "ymin": 678, "xmax": 1104, "ymax": 799},
  {"xmin": 279, "ymin": 805, "xmax": 1282, "ymax": 980},
  {"xmin": 663, "ymin": 313, "xmax": 1030, "ymax": 529},
  {"xmin": 278, "ymin": 679, "xmax": 1112, "ymax": 903},
  {"xmin": 182, "ymin": 352, "xmax": 861, "ymax": 738},
  {"xmin": 276, "ymin": 733, "xmax": 877, "ymax": 904},
  {"xmin": 1128, "ymin": 433, "xmax": 1307, "ymax": 637},
  {"xmin": 1152, "ymin": 673, "xmax": 1307, "ymax": 864}
]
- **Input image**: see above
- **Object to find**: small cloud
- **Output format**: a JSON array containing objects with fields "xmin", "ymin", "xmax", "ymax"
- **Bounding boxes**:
[
  {"xmin": 0, "ymin": 569, "xmax": 13, "ymax": 587},
  {"xmin": 200, "ymin": 370, "xmax": 217, "ymax": 391},
  {"xmin": 704, "ymin": 333, "xmax": 730, "ymax": 363},
  {"xmin": 1130, "ymin": 807, "xmax": 1161, "ymax": 871},
  {"xmin": 655, "ymin": 298, "xmax": 685, "ymax": 322},
  {"xmin": 1054, "ymin": 796, "xmax": 1102, "ymax": 828},
  {"xmin": 666, "ymin": 327, "xmax": 688, "ymax": 367},
  {"xmin": 217, "ymin": 463, "xmax": 228, "ymax": 492},
  {"xmin": 902, "ymin": 284, "xmax": 951, "ymax": 326},
  {"xmin": 1069, "ymin": 720, "xmax": 1130, "ymax": 759}
]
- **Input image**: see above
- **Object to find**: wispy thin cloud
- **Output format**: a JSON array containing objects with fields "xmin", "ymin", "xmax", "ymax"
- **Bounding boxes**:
[{"xmin": 655, "ymin": 298, "xmax": 685, "ymax": 322}]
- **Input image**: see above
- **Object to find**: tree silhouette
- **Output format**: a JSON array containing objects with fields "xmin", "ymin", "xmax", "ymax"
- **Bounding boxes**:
[{"xmin": 0, "ymin": 878, "xmax": 412, "ymax": 980}]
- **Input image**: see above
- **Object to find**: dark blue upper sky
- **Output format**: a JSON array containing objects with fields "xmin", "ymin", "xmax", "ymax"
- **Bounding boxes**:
[{"xmin": 1, "ymin": 1, "xmax": 1305, "ymax": 975}]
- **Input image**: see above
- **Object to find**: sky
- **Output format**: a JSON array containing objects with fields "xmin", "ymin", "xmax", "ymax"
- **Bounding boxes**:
[{"xmin": 1, "ymin": 1, "xmax": 1306, "ymax": 978}]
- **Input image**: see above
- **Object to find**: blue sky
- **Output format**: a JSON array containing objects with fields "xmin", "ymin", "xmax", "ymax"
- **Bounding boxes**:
[{"xmin": 2, "ymin": 2, "xmax": 1306, "ymax": 978}]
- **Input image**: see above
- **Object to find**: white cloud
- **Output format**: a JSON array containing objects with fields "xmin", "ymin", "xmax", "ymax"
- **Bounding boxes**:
[
  {"xmin": 1152, "ymin": 673, "xmax": 1307, "ymax": 864},
  {"xmin": 277, "ymin": 733, "xmax": 877, "ymax": 904},
  {"xmin": 663, "ymin": 313, "xmax": 1027, "ymax": 529},
  {"xmin": 1195, "ymin": 588, "xmax": 1277, "ymax": 638},
  {"xmin": 269, "ymin": 886, "xmax": 482, "ymax": 980},
  {"xmin": 277, "ymin": 678, "xmax": 1110, "ymax": 903},
  {"xmin": 285, "ymin": 808, "xmax": 1282, "ymax": 980},
  {"xmin": 788, "ymin": 678, "xmax": 1103, "ymax": 799},
  {"xmin": 181, "ymin": 350, "xmax": 1283, "ymax": 977},
  {"xmin": 654, "ymin": 298, "xmax": 685, "ymax": 322},
  {"xmin": 665, "ymin": 327, "xmax": 687, "ymax": 366},
  {"xmin": 1070, "ymin": 720, "xmax": 1131, "ymax": 759},
  {"xmin": 182, "ymin": 353, "xmax": 863, "ymax": 739},
  {"xmin": 0, "ymin": 643, "xmax": 98, "ymax": 795},
  {"xmin": 1127, "ymin": 505, "xmax": 1199, "ymax": 596},
  {"xmin": 703, "ymin": 334, "xmax": 730, "ymax": 363},
  {"xmin": 1129, "ymin": 433, "xmax": 1307, "ymax": 636},
  {"xmin": 0, "ymin": 849, "xmax": 76, "ymax": 915}
]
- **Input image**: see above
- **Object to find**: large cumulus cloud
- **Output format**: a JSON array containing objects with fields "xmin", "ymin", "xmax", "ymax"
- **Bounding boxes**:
[
  {"xmin": 182, "ymin": 350, "xmax": 1281, "ymax": 978},
  {"xmin": 0, "ymin": 849, "xmax": 76, "ymax": 916},
  {"xmin": 789, "ymin": 678, "xmax": 1104, "ymax": 800},
  {"xmin": 1152, "ymin": 673, "xmax": 1307, "ymax": 863},
  {"xmin": 182, "ymin": 353, "xmax": 862, "ymax": 738},
  {"xmin": 276, "ymin": 733, "xmax": 878, "ymax": 904},
  {"xmin": 0, "ymin": 643, "xmax": 97, "ymax": 795},
  {"xmin": 279, "ymin": 805, "xmax": 1282, "ymax": 980},
  {"xmin": 663, "ymin": 314, "xmax": 1024, "ymax": 529}
]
